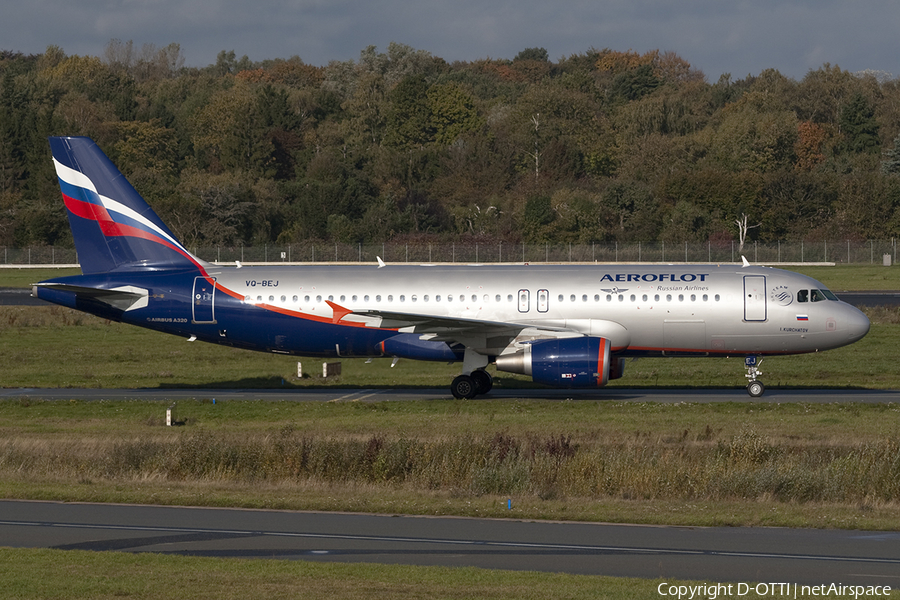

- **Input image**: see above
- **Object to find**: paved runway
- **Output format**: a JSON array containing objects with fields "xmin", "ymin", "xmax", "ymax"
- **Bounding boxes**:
[
  {"xmin": 0, "ymin": 386, "xmax": 897, "ymax": 403},
  {"xmin": 2, "ymin": 500, "xmax": 899, "ymax": 585}
]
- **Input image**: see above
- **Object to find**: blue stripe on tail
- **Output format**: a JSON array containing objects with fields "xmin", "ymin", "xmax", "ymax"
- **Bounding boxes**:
[{"xmin": 49, "ymin": 136, "xmax": 203, "ymax": 274}]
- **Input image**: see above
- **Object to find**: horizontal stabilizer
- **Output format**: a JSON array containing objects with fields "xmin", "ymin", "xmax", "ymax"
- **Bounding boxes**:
[{"xmin": 33, "ymin": 283, "xmax": 148, "ymax": 312}]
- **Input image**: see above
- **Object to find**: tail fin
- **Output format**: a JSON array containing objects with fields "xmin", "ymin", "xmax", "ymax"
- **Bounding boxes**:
[{"xmin": 49, "ymin": 136, "xmax": 203, "ymax": 274}]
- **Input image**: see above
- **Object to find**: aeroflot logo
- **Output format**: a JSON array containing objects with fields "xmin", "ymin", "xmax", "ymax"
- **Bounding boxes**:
[{"xmin": 600, "ymin": 273, "xmax": 710, "ymax": 283}]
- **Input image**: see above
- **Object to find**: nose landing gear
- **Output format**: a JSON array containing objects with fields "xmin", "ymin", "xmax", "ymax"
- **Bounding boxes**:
[{"xmin": 745, "ymin": 356, "xmax": 765, "ymax": 397}]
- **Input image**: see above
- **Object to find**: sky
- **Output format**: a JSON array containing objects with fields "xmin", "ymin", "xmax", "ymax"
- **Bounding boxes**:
[{"xmin": 5, "ymin": 0, "xmax": 900, "ymax": 81}]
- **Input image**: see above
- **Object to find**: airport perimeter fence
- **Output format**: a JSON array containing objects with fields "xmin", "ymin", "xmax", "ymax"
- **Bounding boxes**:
[{"xmin": 2, "ymin": 239, "xmax": 899, "ymax": 266}]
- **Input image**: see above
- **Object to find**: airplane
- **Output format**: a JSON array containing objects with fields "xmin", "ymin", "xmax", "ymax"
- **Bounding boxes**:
[{"xmin": 33, "ymin": 136, "xmax": 871, "ymax": 398}]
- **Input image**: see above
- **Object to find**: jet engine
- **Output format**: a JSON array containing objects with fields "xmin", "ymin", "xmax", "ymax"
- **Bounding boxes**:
[{"xmin": 495, "ymin": 336, "xmax": 625, "ymax": 388}]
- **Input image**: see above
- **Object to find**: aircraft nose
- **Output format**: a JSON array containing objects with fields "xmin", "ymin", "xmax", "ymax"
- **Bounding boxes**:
[{"xmin": 846, "ymin": 305, "xmax": 870, "ymax": 342}]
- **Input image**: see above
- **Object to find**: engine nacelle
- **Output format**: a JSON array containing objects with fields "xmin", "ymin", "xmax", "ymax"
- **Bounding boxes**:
[{"xmin": 496, "ymin": 336, "xmax": 621, "ymax": 388}]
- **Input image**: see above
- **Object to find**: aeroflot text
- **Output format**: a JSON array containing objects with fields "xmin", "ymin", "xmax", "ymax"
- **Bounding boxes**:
[
  {"xmin": 657, "ymin": 582, "xmax": 892, "ymax": 599},
  {"xmin": 600, "ymin": 273, "xmax": 709, "ymax": 283}
]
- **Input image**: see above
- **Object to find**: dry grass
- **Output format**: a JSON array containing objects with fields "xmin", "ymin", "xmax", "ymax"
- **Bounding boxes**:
[{"xmin": 2, "ymin": 426, "xmax": 898, "ymax": 521}]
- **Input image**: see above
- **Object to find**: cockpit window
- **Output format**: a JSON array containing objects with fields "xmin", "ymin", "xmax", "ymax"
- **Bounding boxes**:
[{"xmin": 798, "ymin": 288, "xmax": 838, "ymax": 303}]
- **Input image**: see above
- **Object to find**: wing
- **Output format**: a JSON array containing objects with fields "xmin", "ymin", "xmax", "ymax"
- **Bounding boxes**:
[{"xmin": 326, "ymin": 300, "xmax": 578, "ymax": 354}]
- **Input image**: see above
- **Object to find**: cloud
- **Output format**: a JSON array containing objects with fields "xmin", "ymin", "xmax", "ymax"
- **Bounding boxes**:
[{"xmin": 3, "ymin": 0, "xmax": 900, "ymax": 80}]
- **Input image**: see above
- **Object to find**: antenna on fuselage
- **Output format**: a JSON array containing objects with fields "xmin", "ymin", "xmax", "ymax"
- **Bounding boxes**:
[
  {"xmin": 377, "ymin": 256, "xmax": 386, "ymax": 268},
  {"xmin": 741, "ymin": 256, "xmax": 750, "ymax": 268}
]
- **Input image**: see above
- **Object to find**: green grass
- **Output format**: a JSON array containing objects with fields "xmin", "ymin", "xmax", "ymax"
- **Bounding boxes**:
[
  {"xmin": 0, "ymin": 547, "xmax": 651, "ymax": 600},
  {"xmin": 3, "ymin": 547, "xmax": 896, "ymax": 600},
  {"xmin": 2, "ymin": 303, "xmax": 898, "ymax": 389}
]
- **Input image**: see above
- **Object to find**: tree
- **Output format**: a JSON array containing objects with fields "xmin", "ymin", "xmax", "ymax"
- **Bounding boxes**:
[
  {"xmin": 734, "ymin": 213, "xmax": 761, "ymax": 252},
  {"xmin": 882, "ymin": 134, "xmax": 900, "ymax": 175},
  {"xmin": 384, "ymin": 74, "xmax": 433, "ymax": 149},
  {"xmin": 514, "ymin": 48, "xmax": 549, "ymax": 62},
  {"xmin": 840, "ymin": 92, "xmax": 880, "ymax": 154}
]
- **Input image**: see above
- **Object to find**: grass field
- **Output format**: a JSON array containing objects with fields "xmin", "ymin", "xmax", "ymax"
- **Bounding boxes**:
[{"xmin": 10, "ymin": 547, "xmax": 870, "ymax": 600}]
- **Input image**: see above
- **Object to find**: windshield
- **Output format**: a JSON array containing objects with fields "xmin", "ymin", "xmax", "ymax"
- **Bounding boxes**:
[{"xmin": 798, "ymin": 288, "xmax": 838, "ymax": 302}]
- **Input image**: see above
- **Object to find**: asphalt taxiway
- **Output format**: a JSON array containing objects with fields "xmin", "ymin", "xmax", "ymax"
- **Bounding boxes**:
[
  {"xmin": 2, "ymin": 500, "xmax": 899, "ymax": 585},
  {"xmin": 0, "ymin": 387, "xmax": 897, "ymax": 403}
]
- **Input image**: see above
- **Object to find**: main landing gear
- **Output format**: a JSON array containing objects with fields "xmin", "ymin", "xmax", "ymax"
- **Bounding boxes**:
[
  {"xmin": 744, "ymin": 356, "xmax": 765, "ymax": 398},
  {"xmin": 451, "ymin": 369, "xmax": 493, "ymax": 399}
]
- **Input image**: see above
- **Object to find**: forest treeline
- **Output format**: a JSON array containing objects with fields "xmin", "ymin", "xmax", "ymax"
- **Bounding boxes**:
[{"xmin": 2, "ymin": 40, "xmax": 900, "ymax": 249}]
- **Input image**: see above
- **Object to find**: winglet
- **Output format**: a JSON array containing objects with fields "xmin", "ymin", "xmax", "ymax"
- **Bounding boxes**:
[
  {"xmin": 741, "ymin": 256, "xmax": 750, "ymax": 268},
  {"xmin": 377, "ymin": 256, "xmax": 386, "ymax": 268},
  {"xmin": 326, "ymin": 300, "xmax": 353, "ymax": 324}
]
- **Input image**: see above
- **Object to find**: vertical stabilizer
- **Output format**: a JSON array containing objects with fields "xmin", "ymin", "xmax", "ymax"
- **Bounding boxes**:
[{"xmin": 49, "ymin": 136, "xmax": 202, "ymax": 274}]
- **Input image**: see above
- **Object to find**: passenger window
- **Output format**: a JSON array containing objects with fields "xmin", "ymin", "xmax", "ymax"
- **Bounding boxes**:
[
  {"xmin": 388, "ymin": 295, "xmax": 393, "ymax": 302},
  {"xmin": 471, "ymin": 294, "xmax": 477, "ymax": 302},
  {"xmin": 376, "ymin": 295, "xmax": 381, "ymax": 302},
  {"xmin": 495, "ymin": 294, "xmax": 501, "ymax": 302},
  {"xmin": 436, "ymin": 295, "xmax": 441, "ymax": 302},
  {"xmin": 292, "ymin": 295, "xmax": 298, "ymax": 302},
  {"xmin": 304, "ymin": 295, "xmax": 310, "ymax": 303},
  {"xmin": 558, "ymin": 294, "xmax": 564, "ymax": 302},
  {"xmin": 642, "ymin": 294, "xmax": 648, "ymax": 302},
  {"xmin": 654, "ymin": 294, "xmax": 660, "ymax": 301},
  {"xmin": 352, "ymin": 295, "xmax": 357, "ymax": 302},
  {"xmin": 364, "ymin": 295, "xmax": 369, "ymax": 302},
  {"xmin": 666, "ymin": 294, "xmax": 672, "ymax": 302},
  {"xmin": 606, "ymin": 294, "xmax": 612, "ymax": 302},
  {"xmin": 570, "ymin": 294, "xmax": 576, "ymax": 302},
  {"xmin": 582, "ymin": 294, "xmax": 587, "ymax": 302},
  {"xmin": 340, "ymin": 295, "xmax": 346, "ymax": 302},
  {"xmin": 280, "ymin": 295, "xmax": 286, "ymax": 302},
  {"xmin": 630, "ymin": 294, "xmax": 636, "ymax": 302},
  {"xmin": 594, "ymin": 294, "xmax": 600, "ymax": 302},
  {"xmin": 702, "ymin": 294, "xmax": 708, "ymax": 301}
]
